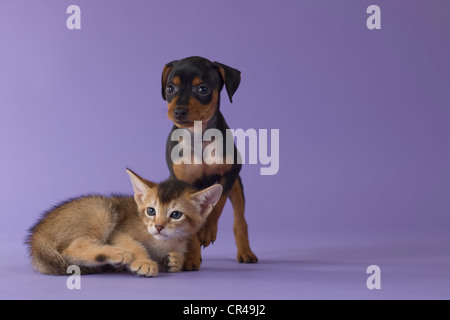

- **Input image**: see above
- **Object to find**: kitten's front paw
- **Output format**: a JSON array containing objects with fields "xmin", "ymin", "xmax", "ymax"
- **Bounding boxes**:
[
  {"xmin": 129, "ymin": 259, "xmax": 158, "ymax": 277},
  {"xmin": 96, "ymin": 249, "xmax": 133, "ymax": 266},
  {"xmin": 163, "ymin": 252, "xmax": 184, "ymax": 273}
]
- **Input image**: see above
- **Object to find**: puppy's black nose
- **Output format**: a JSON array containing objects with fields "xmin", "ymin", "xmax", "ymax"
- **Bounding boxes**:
[{"xmin": 174, "ymin": 107, "xmax": 188, "ymax": 120}]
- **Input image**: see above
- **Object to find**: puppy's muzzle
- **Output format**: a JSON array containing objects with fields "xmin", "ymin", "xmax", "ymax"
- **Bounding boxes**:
[{"xmin": 173, "ymin": 107, "xmax": 188, "ymax": 121}]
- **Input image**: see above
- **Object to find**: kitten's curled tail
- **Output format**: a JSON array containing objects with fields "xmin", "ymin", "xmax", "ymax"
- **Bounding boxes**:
[{"xmin": 27, "ymin": 233, "xmax": 68, "ymax": 275}]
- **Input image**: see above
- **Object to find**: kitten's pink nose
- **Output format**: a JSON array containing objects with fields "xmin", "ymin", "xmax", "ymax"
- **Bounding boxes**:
[{"xmin": 155, "ymin": 225, "xmax": 165, "ymax": 233}]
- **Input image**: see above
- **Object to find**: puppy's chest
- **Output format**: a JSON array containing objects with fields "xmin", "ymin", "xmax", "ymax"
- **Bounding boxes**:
[{"xmin": 173, "ymin": 140, "xmax": 232, "ymax": 185}]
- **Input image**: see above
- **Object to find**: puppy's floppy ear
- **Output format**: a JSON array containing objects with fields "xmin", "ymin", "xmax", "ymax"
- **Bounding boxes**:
[
  {"xmin": 161, "ymin": 60, "xmax": 178, "ymax": 100},
  {"xmin": 214, "ymin": 62, "xmax": 241, "ymax": 103}
]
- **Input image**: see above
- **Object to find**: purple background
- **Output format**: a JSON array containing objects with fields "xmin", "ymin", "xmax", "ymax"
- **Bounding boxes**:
[{"xmin": 1, "ymin": 0, "xmax": 449, "ymax": 299}]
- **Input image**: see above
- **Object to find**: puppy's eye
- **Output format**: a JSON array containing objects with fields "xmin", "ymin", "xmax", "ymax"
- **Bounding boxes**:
[
  {"xmin": 197, "ymin": 85, "xmax": 210, "ymax": 96},
  {"xmin": 170, "ymin": 211, "xmax": 183, "ymax": 220},
  {"xmin": 166, "ymin": 84, "xmax": 177, "ymax": 94},
  {"xmin": 146, "ymin": 207, "xmax": 156, "ymax": 217}
]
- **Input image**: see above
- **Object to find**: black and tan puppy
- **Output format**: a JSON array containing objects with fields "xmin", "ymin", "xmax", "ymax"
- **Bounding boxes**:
[{"xmin": 161, "ymin": 56, "xmax": 258, "ymax": 270}]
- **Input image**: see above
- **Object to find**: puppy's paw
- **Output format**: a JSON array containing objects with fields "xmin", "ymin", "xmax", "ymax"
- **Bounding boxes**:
[
  {"xmin": 183, "ymin": 252, "xmax": 202, "ymax": 271},
  {"xmin": 163, "ymin": 252, "xmax": 184, "ymax": 273},
  {"xmin": 129, "ymin": 259, "xmax": 158, "ymax": 277},
  {"xmin": 237, "ymin": 250, "xmax": 258, "ymax": 264},
  {"xmin": 197, "ymin": 222, "xmax": 217, "ymax": 248}
]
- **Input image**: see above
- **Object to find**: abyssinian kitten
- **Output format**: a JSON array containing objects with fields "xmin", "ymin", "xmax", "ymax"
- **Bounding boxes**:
[{"xmin": 27, "ymin": 169, "xmax": 222, "ymax": 277}]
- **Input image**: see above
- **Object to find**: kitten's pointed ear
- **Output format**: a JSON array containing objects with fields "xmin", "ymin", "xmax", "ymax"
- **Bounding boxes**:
[
  {"xmin": 191, "ymin": 184, "xmax": 223, "ymax": 218},
  {"xmin": 126, "ymin": 169, "xmax": 156, "ymax": 205}
]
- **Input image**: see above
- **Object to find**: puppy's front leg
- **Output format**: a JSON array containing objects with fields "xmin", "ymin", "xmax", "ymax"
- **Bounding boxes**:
[
  {"xmin": 183, "ymin": 234, "xmax": 202, "ymax": 271},
  {"xmin": 197, "ymin": 193, "xmax": 228, "ymax": 248}
]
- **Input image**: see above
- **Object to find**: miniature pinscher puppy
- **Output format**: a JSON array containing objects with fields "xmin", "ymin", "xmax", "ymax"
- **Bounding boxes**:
[{"xmin": 161, "ymin": 56, "xmax": 258, "ymax": 270}]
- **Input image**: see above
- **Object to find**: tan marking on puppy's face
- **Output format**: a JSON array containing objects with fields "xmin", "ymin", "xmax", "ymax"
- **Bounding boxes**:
[
  {"xmin": 192, "ymin": 77, "xmax": 202, "ymax": 86},
  {"xmin": 172, "ymin": 76, "xmax": 181, "ymax": 86},
  {"xmin": 167, "ymin": 90, "xmax": 218, "ymax": 128}
]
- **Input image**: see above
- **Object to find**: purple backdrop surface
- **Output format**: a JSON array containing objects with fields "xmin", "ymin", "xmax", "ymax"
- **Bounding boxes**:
[{"xmin": 0, "ymin": 0, "xmax": 449, "ymax": 299}]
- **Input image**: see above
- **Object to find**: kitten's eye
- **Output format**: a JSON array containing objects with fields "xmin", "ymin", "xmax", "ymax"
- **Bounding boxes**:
[
  {"xmin": 146, "ymin": 207, "xmax": 156, "ymax": 217},
  {"xmin": 170, "ymin": 211, "xmax": 183, "ymax": 220},
  {"xmin": 166, "ymin": 83, "xmax": 178, "ymax": 95},
  {"xmin": 197, "ymin": 85, "xmax": 210, "ymax": 96}
]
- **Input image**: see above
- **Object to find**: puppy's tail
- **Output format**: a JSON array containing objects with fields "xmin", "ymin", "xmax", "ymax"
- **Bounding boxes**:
[{"xmin": 26, "ymin": 233, "xmax": 68, "ymax": 275}]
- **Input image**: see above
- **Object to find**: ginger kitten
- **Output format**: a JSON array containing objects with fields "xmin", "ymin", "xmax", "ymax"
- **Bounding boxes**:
[{"xmin": 27, "ymin": 169, "xmax": 222, "ymax": 277}]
